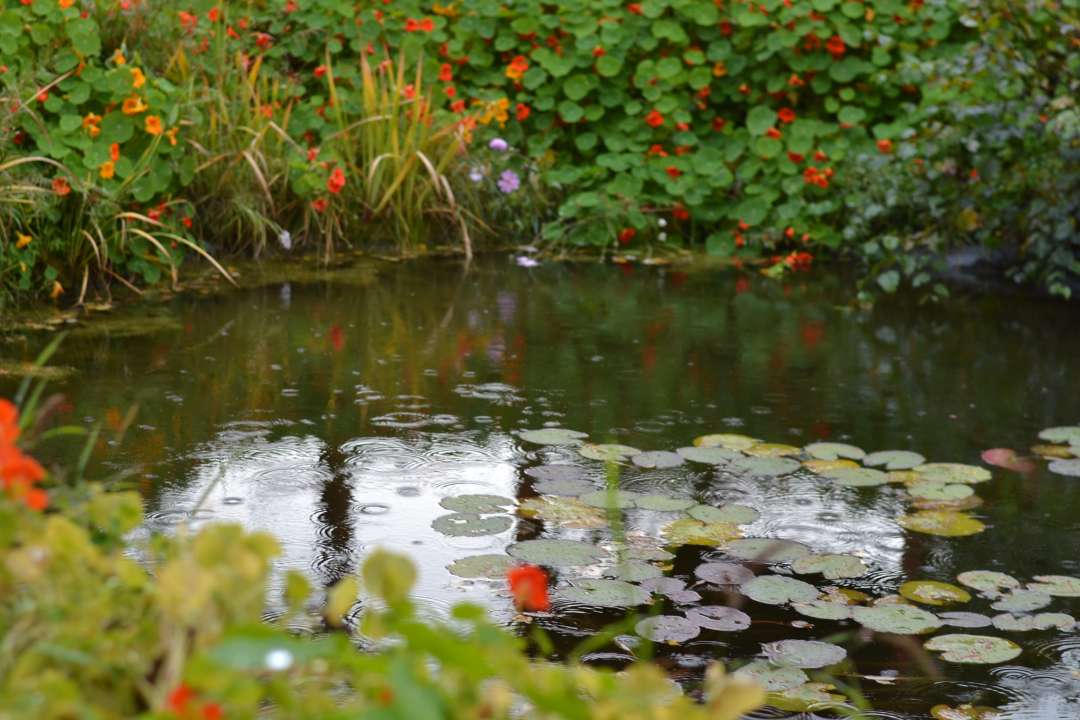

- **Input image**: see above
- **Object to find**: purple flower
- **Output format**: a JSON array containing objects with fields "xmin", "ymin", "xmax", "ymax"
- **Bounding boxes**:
[
  {"xmin": 489, "ymin": 137, "xmax": 509, "ymax": 152},
  {"xmin": 497, "ymin": 169, "xmax": 520, "ymax": 194},
  {"xmin": 515, "ymin": 256, "xmax": 539, "ymax": 268}
]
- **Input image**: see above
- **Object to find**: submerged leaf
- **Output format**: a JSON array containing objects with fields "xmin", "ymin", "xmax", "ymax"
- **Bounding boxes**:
[
  {"xmin": 724, "ymin": 538, "xmax": 812, "ymax": 563},
  {"xmin": 661, "ymin": 518, "xmax": 742, "ymax": 547},
  {"xmin": 519, "ymin": 428, "xmax": 588, "ymax": 446},
  {"xmin": 805, "ymin": 442, "xmax": 866, "ymax": 461},
  {"xmin": 907, "ymin": 483, "xmax": 974, "ymax": 501},
  {"xmin": 863, "ymin": 450, "xmax": 926, "ymax": 470},
  {"xmin": 507, "ymin": 539, "xmax": 608, "ymax": 567},
  {"xmin": 898, "ymin": 510, "xmax": 985, "ymax": 537},
  {"xmin": 634, "ymin": 494, "xmax": 696, "ymax": 512},
  {"xmin": 852, "ymin": 605, "xmax": 942, "ymax": 634},
  {"xmin": 914, "ymin": 463, "xmax": 992, "ymax": 484},
  {"xmin": 767, "ymin": 682, "xmax": 847, "ymax": 712},
  {"xmin": 636, "ymin": 615, "xmax": 700, "ymax": 643},
  {"xmin": 741, "ymin": 575, "xmax": 819, "ymax": 606},
  {"xmin": 762, "ymin": 639, "xmax": 847, "ymax": 669},
  {"xmin": 792, "ymin": 554, "xmax": 868, "ymax": 580},
  {"xmin": 923, "ymin": 634, "xmax": 1022, "ymax": 664},
  {"xmin": 734, "ymin": 660, "xmax": 808, "ymax": 691},
  {"xmin": 677, "ymin": 446, "xmax": 745, "ymax": 465},
  {"xmin": 930, "ymin": 704, "xmax": 1005, "ymax": 720},
  {"xmin": 518, "ymin": 496, "xmax": 607, "ymax": 529},
  {"xmin": 1031, "ymin": 444, "xmax": 1075, "ymax": 459},
  {"xmin": 899, "ymin": 580, "xmax": 972, "ymax": 606},
  {"xmin": 579, "ymin": 489, "xmax": 641, "ymax": 509},
  {"xmin": 725, "ymin": 456, "xmax": 801, "ymax": 477},
  {"xmin": 820, "ymin": 467, "xmax": 889, "ymax": 487}
]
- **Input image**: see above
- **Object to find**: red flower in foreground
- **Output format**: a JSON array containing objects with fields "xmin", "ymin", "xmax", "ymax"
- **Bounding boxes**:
[
  {"xmin": 826, "ymin": 34, "xmax": 846, "ymax": 59},
  {"xmin": 876, "ymin": 138, "xmax": 894, "ymax": 154},
  {"xmin": 507, "ymin": 564, "xmax": 550, "ymax": 612},
  {"xmin": 1, "ymin": 400, "xmax": 48, "ymax": 512},
  {"xmin": 777, "ymin": 107, "xmax": 796, "ymax": 124},
  {"xmin": 52, "ymin": 177, "xmax": 71, "ymax": 196},
  {"xmin": 327, "ymin": 167, "xmax": 346, "ymax": 194},
  {"xmin": 618, "ymin": 227, "xmax": 636, "ymax": 245},
  {"xmin": 644, "ymin": 109, "xmax": 664, "ymax": 128},
  {"xmin": 515, "ymin": 103, "xmax": 530, "ymax": 121},
  {"xmin": 405, "ymin": 17, "xmax": 434, "ymax": 32}
]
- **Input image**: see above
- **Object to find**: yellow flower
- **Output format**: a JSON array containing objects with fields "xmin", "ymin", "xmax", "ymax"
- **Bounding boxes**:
[
  {"xmin": 432, "ymin": 3, "xmax": 458, "ymax": 17},
  {"xmin": 16, "ymin": 233, "xmax": 32, "ymax": 249},
  {"xmin": 165, "ymin": 127, "xmax": 179, "ymax": 146},
  {"xmin": 130, "ymin": 67, "xmax": 146, "ymax": 89},
  {"xmin": 113, "ymin": 50, "xmax": 126, "ymax": 66},
  {"xmin": 100, "ymin": 161, "xmax": 115, "ymax": 180},
  {"xmin": 144, "ymin": 115, "xmax": 163, "ymax": 135},
  {"xmin": 50, "ymin": 281, "xmax": 63, "ymax": 300},
  {"xmin": 122, "ymin": 96, "xmax": 148, "ymax": 115}
]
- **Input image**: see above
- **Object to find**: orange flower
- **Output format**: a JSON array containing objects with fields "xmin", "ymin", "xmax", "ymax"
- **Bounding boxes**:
[
  {"xmin": 52, "ymin": 177, "xmax": 71, "ymax": 196},
  {"xmin": 144, "ymin": 115, "xmax": 163, "ymax": 135},
  {"xmin": 592, "ymin": 46, "xmax": 606, "ymax": 58},
  {"xmin": 50, "ymin": 281, "xmax": 63, "ymax": 300},
  {"xmin": 644, "ymin": 110, "xmax": 664, "ymax": 128},
  {"xmin": 314, "ymin": 65, "xmax": 327, "ymax": 78},
  {"xmin": 788, "ymin": 74, "xmax": 805, "ymax": 87},
  {"xmin": 327, "ymin": 167, "xmax": 346, "ymax": 194},
  {"xmin": 712, "ymin": 61, "xmax": 727, "ymax": 77},
  {"xmin": 506, "ymin": 565, "xmax": 550, "ymax": 612},
  {"xmin": 404, "ymin": 17, "xmax": 435, "ymax": 32},
  {"xmin": 450, "ymin": 99, "xmax": 466, "ymax": 113},
  {"xmin": 110, "ymin": 143, "xmax": 120, "ymax": 162},
  {"xmin": 122, "ymin": 96, "xmax": 148, "ymax": 115},
  {"xmin": 505, "ymin": 55, "xmax": 528, "ymax": 80},
  {"xmin": 100, "ymin": 161, "xmax": 115, "ymax": 179},
  {"xmin": 59, "ymin": 0, "xmax": 75, "ymax": 9},
  {"xmin": 165, "ymin": 127, "xmax": 179, "ymax": 146},
  {"xmin": 207, "ymin": 7, "xmax": 220, "ymax": 22},
  {"xmin": 130, "ymin": 67, "xmax": 146, "ymax": 89},
  {"xmin": 15, "ymin": 233, "xmax": 31, "ymax": 249},
  {"xmin": 876, "ymin": 138, "xmax": 893, "ymax": 154},
  {"xmin": 113, "ymin": 50, "xmax": 126, "ymax": 66},
  {"xmin": 178, "ymin": 11, "xmax": 198, "ymax": 32}
]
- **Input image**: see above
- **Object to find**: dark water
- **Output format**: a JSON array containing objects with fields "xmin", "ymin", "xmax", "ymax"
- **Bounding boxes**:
[{"xmin": 3, "ymin": 257, "xmax": 1079, "ymax": 718}]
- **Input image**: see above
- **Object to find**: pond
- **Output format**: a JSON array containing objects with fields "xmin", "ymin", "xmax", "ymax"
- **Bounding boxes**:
[{"xmin": 4, "ymin": 256, "xmax": 1079, "ymax": 719}]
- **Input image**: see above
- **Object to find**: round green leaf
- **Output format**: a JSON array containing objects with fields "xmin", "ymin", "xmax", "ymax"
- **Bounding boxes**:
[
  {"xmin": 923, "ymin": 634, "xmax": 1022, "ymax": 664},
  {"xmin": 508, "ymin": 539, "xmax": 607, "ymax": 567},
  {"xmin": 661, "ymin": 518, "xmax": 742, "ymax": 547},
  {"xmin": 688, "ymin": 504, "xmax": 760, "ymax": 525},
  {"xmin": 805, "ymin": 442, "xmax": 866, "ymax": 461},
  {"xmin": 741, "ymin": 575, "xmax": 819, "ymax": 606},
  {"xmin": 557, "ymin": 578, "xmax": 651, "ymax": 607},
  {"xmin": 821, "ymin": 467, "xmax": 889, "ymax": 487},
  {"xmin": 990, "ymin": 590, "xmax": 1051, "ymax": 613},
  {"xmin": 957, "ymin": 571, "xmax": 1020, "ymax": 595},
  {"xmin": 863, "ymin": 450, "xmax": 926, "ymax": 470},
  {"xmin": 792, "ymin": 553, "xmax": 868, "ymax": 580},
  {"xmin": 725, "ymin": 538, "xmax": 812, "ymax": 563},
  {"xmin": 579, "ymin": 443, "xmax": 641, "ymax": 462},
  {"xmin": 447, "ymin": 554, "xmax": 515, "ymax": 579},
  {"xmin": 636, "ymin": 615, "xmax": 700, "ymax": 643},
  {"xmin": 853, "ymin": 605, "xmax": 942, "ymax": 634},
  {"xmin": 914, "ymin": 463, "xmax": 992, "ymax": 485},
  {"xmin": 439, "ymin": 494, "xmax": 513, "ymax": 514},
  {"xmin": 898, "ymin": 511, "xmax": 986, "ymax": 537},
  {"xmin": 734, "ymin": 660, "xmax": 808, "ymax": 691},
  {"xmin": 685, "ymin": 605, "xmax": 751, "ymax": 631},
  {"xmin": 763, "ymin": 639, "xmax": 847, "ymax": 669},
  {"xmin": 899, "ymin": 581, "xmax": 972, "ymax": 606},
  {"xmin": 519, "ymin": 428, "xmax": 588, "ymax": 446},
  {"xmin": 677, "ymin": 446, "xmax": 744, "ymax": 465},
  {"xmin": 1026, "ymin": 575, "xmax": 1080, "ymax": 597}
]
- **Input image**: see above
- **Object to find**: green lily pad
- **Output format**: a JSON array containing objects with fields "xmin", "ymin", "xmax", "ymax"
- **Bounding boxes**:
[
  {"xmin": 939, "ymin": 612, "xmax": 993, "ymax": 629},
  {"xmin": 439, "ymin": 494, "xmax": 514, "ymax": 514},
  {"xmin": 631, "ymin": 451, "xmax": 685, "ymax": 469},
  {"xmin": 724, "ymin": 538, "xmax": 812, "ymax": 563},
  {"xmin": 519, "ymin": 428, "xmax": 588, "ymax": 446},
  {"xmin": 745, "ymin": 443, "xmax": 802, "ymax": 458},
  {"xmin": 762, "ymin": 639, "xmax": 847, "ymax": 669},
  {"xmin": 688, "ymin": 504, "xmax": 760, "ymax": 525},
  {"xmin": 694, "ymin": 433, "xmax": 759, "ymax": 450},
  {"xmin": 677, "ymin": 446, "xmax": 744, "ymax": 465},
  {"xmin": 899, "ymin": 580, "xmax": 972, "ymax": 606},
  {"xmin": 508, "ymin": 539, "xmax": 608, "ymax": 567},
  {"xmin": 557, "ymin": 578, "xmax": 651, "ymax": 607},
  {"xmin": 661, "ymin": 518, "xmax": 742, "ymax": 547},
  {"xmin": 639, "ymin": 577, "xmax": 701, "ymax": 604},
  {"xmin": 1048, "ymin": 459, "xmax": 1080, "ymax": 477},
  {"xmin": 446, "ymin": 554, "xmax": 516, "ymax": 579},
  {"xmin": 634, "ymin": 494, "xmax": 696, "ymax": 512},
  {"xmin": 792, "ymin": 601, "xmax": 853, "ymax": 621},
  {"xmin": 525, "ymin": 464, "xmax": 585, "ymax": 482},
  {"xmin": 923, "ymin": 634, "xmax": 1022, "ymax": 664},
  {"xmin": 803, "ymin": 459, "xmax": 860, "ymax": 474},
  {"xmin": 579, "ymin": 489, "xmax": 641, "ymax": 509},
  {"xmin": 1038, "ymin": 426, "xmax": 1080, "ymax": 444},
  {"xmin": 898, "ymin": 511, "xmax": 986, "ymax": 537},
  {"xmin": 531, "ymin": 476, "xmax": 595, "ymax": 496},
  {"xmin": 820, "ymin": 467, "xmax": 889, "ymax": 487},
  {"xmin": 767, "ymin": 682, "xmax": 847, "ymax": 712},
  {"xmin": 805, "ymin": 442, "xmax": 866, "ymax": 461},
  {"xmin": 956, "ymin": 571, "xmax": 1020, "ymax": 595},
  {"xmin": 518, "ymin": 497, "xmax": 607, "ymax": 529},
  {"xmin": 695, "ymin": 562, "xmax": 755, "ymax": 586},
  {"xmin": 914, "ymin": 463, "xmax": 992, "ymax": 484},
  {"xmin": 635, "ymin": 615, "xmax": 700, "ymax": 643},
  {"xmin": 991, "ymin": 613, "xmax": 1076, "ymax": 632},
  {"xmin": 930, "ymin": 704, "xmax": 1006, "ymax": 720},
  {"xmin": 792, "ymin": 554, "xmax": 868, "ymax": 580},
  {"xmin": 579, "ymin": 443, "xmax": 641, "ymax": 462},
  {"xmin": 605, "ymin": 560, "xmax": 664, "ymax": 583},
  {"xmin": 431, "ymin": 513, "xmax": 512, "ymax": 537},
  {"xmin": 685, "ymin": 605, "xmax": 752, "ymax": 631},
  {"xmin": 734, "ymin": 660, "xmax": 808, "ymax": 691},
  {"xmin": 908, "ymin": 483, "xmax": 975, "ymax": 501},
  {"xmin": 852, "ymin": 605, "xmax": 942, "ymax": 634},
  {"xmin": 621, "ymin": 540, "xmax": 675, "ymax": 562},
  {"xmin": 863, "ymin": 450, "xmax": 926, "ymax": 470},
  {"xmin": 741, "ymin": 575, "xmax": 819, "ymax": 606},
  {"xmin": 1026, "ymin": 575, "xmax": 1080, "ymax": 597},
  {"xmin": 990, "ymin": 590, "xmax": 1051, "ymax": 612},
  {"xmin": 726, "ymin": 456, "xmax": 801, "ymax": 477}
]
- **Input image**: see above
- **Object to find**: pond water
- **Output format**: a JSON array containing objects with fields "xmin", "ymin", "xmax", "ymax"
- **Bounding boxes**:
[{"xmin": 4, "ymin": 256, "xmax": 1080, "ymax": 719}]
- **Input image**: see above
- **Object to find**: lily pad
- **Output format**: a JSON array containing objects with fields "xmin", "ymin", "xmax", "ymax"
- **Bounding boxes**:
[
  {"xmin": 605, "ymin": 560, "xmax": 664, "ymax": 583},
  {"xmin": 852, "ymin": 605, "xmax": 942, "ymax": 634},
  {"xmin": 446, "ymin": 554, "xmax": 516, "ymax": 579},
  {"xmin": 631, "ymin": 451, "xmax": 685, "ymax": 469},
  {"xmin": 734, "ymin": 660, "xmax": 808, "ymax": 691},
  {"xmin": 939, "ymin": 612, "xmax": 993, "ymax": 629},
  {"xmin": 661, "ymin": 518, "xmax": 742, "ymax": 547},
  {"xmin": 763, "ymin": 639, "xmax": 847, "ymax": 669},
  {"xmin": 1038, "ymin": 426, "xmax": 1080, "ymax": 444},
  {"xmin": 899, "ymin": 580, "xmax": 972, "ymax": 606},
  {"xmin": 725, "ymin": 456, "xmax": 801, "ymax": 477},
  {"xmin": 635, "ymin": 615, "xmax": 700, "ymax": 644},
  {"xmin": 745, "ymin": 443, "xmax": 802, "ymax": 457},
  {"xmin": 519, "ymin": 428, "xmax": 588, "ymax": 446},
  {"xmin": 531, "ymin": 476, "xmax": 595, "ymax": 496},
  {"xmin": 579, "ymin": 489, "xmax": 641, "ymax": 509},
  {"xmin": 767, "ymin": 682, "xmax": 847, "ymax": 712},
  {"xmin": 908, "ymin": 483, "xmax": 975, "ymax": 502},
  {"xmin": 634, "ymin": 494, "xmax": 696, "ymax": 512},
  {"xmin": 1026, "ymin": 575, "xmax": 1080, "ymax": 597},
  {"xmin": 990, "ymin": 590, "xmax": 1051, "ymax": 613},
  {"xmin": 557, "ymin": 578, "xmax": 651, "ymax": 608},
  {"xmin": 579, "ymin": 443, "xmax": 641, "ymax": 462},
  {"xmin": 439, "ymin": 494, "xmax": 514, "ymax": 514},
  {"xmin": 518, "ymin": 497, "xmax": 607, "ymax": 529},
  {"xmin": 725, "ymin": 538, "xmax": 812, "ymax": 563},
  {"xmin": 792, "ymin": 601, "xmax": 853, "ymax": 621},
  {"xmin": 956, "ymin": 571, "xmax": 1020, "ymax": 595},
  {"xmin": 805, "ymin": 442, "xmax": 866, "ymax": 461},
  {"xmin": 688, "ymin": 504, "xmax": 760, "ymax": 525},
  {"xmin": 695, "ymin": 561, "xmax": 755, "ymax": 586},
  {"xmin": 992, "ymin": 613, "xmax": 1076, "ymax": 632},
  {"xmin": 898, "ymin": 511, "xmax": 986, "ymax": 537},
  {"xmin": 621, "ymin": 540, "xmax": 675, "ymax": 562},
  {"xmin": 694, "ymin": 433, "xmax": 759, "ymax": 450},
  {"xmin": 1031, "ymin": 444, "xmax": 1075, "ymax": 459},
  {"xmin": 508, "ymin": 539, "xmax": 608, "ymax": 567},
  {"xmin": 792, "ymin": 554, "xmax": 868, "ymax": 580},
  {"xmin": 639, "ymin": 577, "xmax": 702, "ymax": 604},
  {"xmin": 677, "ymin": 446, "xmax": 744, "ymax": 465},
  {"xmin": 685, "ymin": 605, "xmax": 752, "ymax": 631},
  {"xmin": 863, "ymin": 450, "xmax": 926, "ymax": 470},
  {"xmin": 803, "ymin": 459, "xmax": 860, "ymax": 474},
  {"xmin": 914, "ymin": 463, "xmax": 992, "ymax": 485},
  {"xmin": 525, "ymin": 464, "xmax": 585, "ymax": 483},
  {"xmin": 741, "ymin": 575, "xmax": 819, "ymax": 606},
  {"xmin": 1048, "ymin": 459, "xmax": 1080, "ymax": 477},
  {"xmin": 821, "ymin": 467, "xmax": 890, "ymax": 487},
  {"xmin": 930, "ymin": 704, "xmax": 1005, "ymax": 720},
  {"xmin": 431, "ymin": 513, "xmax": 513, "ymax": 537},
  {"xmin": 923, "ymin": 634, "xmax": 1022, "ymax": 664}
]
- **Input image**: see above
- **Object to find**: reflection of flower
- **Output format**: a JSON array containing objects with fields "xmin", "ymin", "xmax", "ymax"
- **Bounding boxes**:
[
  {"xmin": 488, "ymin": 137, "xmax": 508, "ymax": 152},
  {"xmin": 468, "ymin": 167, "xmax": 484, "ymax": 183},
  {"xmin": 515, "ymin": 256, "xmax": 539, "ymax": 268},
  {"xmin": 497, "ymin": 169, "xmax": 520, "ymax": 194}
]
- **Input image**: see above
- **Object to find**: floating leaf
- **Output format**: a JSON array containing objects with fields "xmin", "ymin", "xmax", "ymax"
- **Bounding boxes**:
[
  {"xmin": 899, "ymin": 580, "xmax": 972, "ymax": 606},
  {"xmin": 887, "ymin": 470, "xmax": 924, "ymax": 484},
  {"xmin": 939, "ymin": 612, "xmax": 993, "ymax": 629},
  {"xmin": 767, "ymin": 682, "xmax": 847, "ymax": 712},
  {"xmin": 605, "ymin": 560, "xmax": 663, "ymax": 583},
  {"xmin": 1037, "ymin": 426, "xmax": 1080, "ymax": 444},
  {"xmin": 508, "ymin": 539, "xmax": 607, "ymax": 567},
  {"xmin": 518, "ymin": 497, "xmax": 607, "ymax": 529},
  {"xmin": 763, "ymin": 639, "xmax": 847, "ymax": 669},
  {"xmin": 525, "ymin": 464, "xmax": 585, "ymax": 482},
  {"xmin": 677, "ymin": 446, "xmax": 744, "ymax": 465},
  {"xmin": 725, "ymin": 456, "xmax": 801, "ymax": 477},
  {"xmin": 991, "ymin": 613, "xmax": 1076, "ymax": 632},
  {"xmin": 557, "ymin": 578, "xmax": 651, "ymax": 607},
  {"xmin": 792, "ymin": 601, "xmax": 852, "ymax": 621},
  {"xmin": 824, "ymin": 587, "xmax": 872, "ymax": 605},
  {"xmin": 519, "ymin": 428, "xmax": 588, "ymax": 446},
  {"xmin": 639, "ymin": 577, "xmax": 701, "ymax": 603},
  {"xmin": 695, "ymin": 561, "xmax": 755, "ymax": 586},
  {"xmin": 1048, "ymin": 459, "xmax": 1080, "ymax": 477},
  {"xmin": 431, "ymin": 513, "xmax": 512, "ymax": 537},
  {"xmin": 685, "ymin": 605, "xmax": 752, "ymax": 631},
  {"xmin": 803, "ymin": 459, "xmax": 860, "ymax": 474},
  {"xmin": 863, "ymin": 450, "xmax": 926, "ymax": 470},
  {"xmin": 1031, "ymin": 444, "xmax": 1075, "ymax": 459},
  {"xmin": 820, "ymin": 467, "xmax": 889, "ymax": 487},
  {"xmin": 439, "ymin": 494, "xmax": 514, "ymax": 514},
  {"xmin": 990, "ymin": 590, "xmax": 1051, "ymax": 613},
  {"xmin": 620, "ymin": 539, "xmax": 675, "ymax": 562},
  {"xmin": 923, "ymin": 634, "xmax": 1022, "ymax": 664},
  {"xmin": 908, "ymin": 483, "xmax": 974, "ymax": 501},
  {"xmin": 980, "ymin": 448, "xmax": 1036, "ymax": 474},
  {"xmin": 852, "ymin": 605, "xmax": 942, "ymax": 634},
  {"xmin": 579, "ymin": 489, "xmax": 641, "ymax": 509},
  {"xmin": 636, "ymin": 615, "xmax": 700, "ymax": 643},
  {"xmin": 725, "ymin": 538, "xmax": 812, "ymax": 563},
  {"xmin": 912, "ymin": 494, "xmax": 985, "ymax": 513},
  {"xmin": 446, "ymin": 554, "xmax": 516, "ymax": 579},
  {"xmin": 1026, "ymin": 575, "xmax": 1080, "ymax": 597},
  {"xmin": 745, "ymin": 443, "xmax": 802, "ymax": 457},
  {"xmin": 661, "ymin": 518, "xmax": 742, "ymax": 547},
  {"xmin": 914, "ymin": 463, "xmax": 992, "ymax": 485},
  {"xmin": 792, "ymin": 554, "xmax": 868, "ymax": 580},
  {"xmin": 805, "ymin": 442, "xmax": 866, "ymax": 461},
  {"xmin": 898, "ymin": 511, "xmax": 985, "ymax": 537},
  {"xmin": 930, "ymin": 704, "xmax": 1005, "ymax": 720},
  {"xmin": 579, "ymin": 443, "xmax": 641, "ymax": 462},
  {"xmin": 631, "ymin": 451, "xmax": 685, "ymax": 469},
  {"xmin": 688, "ymin": 504, "xmax": 760, "ymax": 525},
  {"xmin": 526, "ymin": 466, "xmax": 594, "ymax": 496},
  {"xmin": 956, "ymin": 571, "xmax": 1020, "ymax": 595},
  {"xmin": 734, "ymin": 660, "xmax": 808, "ymax": 691},
  {"xmin": 741, "ymin": 575, "xmax": 819, "ymax": 606},
  {"xmin": 635, "ymin": 494, "xmax": 696, "ymax": 512},
  {"xmin": 694, "ymin": 433, "xmax": 759, "ymax": 450}
]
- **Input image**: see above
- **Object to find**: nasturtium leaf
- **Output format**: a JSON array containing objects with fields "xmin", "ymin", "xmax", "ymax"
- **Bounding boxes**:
[
  {"xmin": 915, "ymin": 463, "xmax": 992, "ymax": 484},
  {"xmin": 431, "ymin": 513, "xmax": 512, "ymax": 537},
  {"xmin": 695, "ymin": 561, "xmax": 755, "ymax": 585},
  {"xmin": 519, "ymin": 428, "xmax": 588, "ymax": 446},
  {"xmin": 694, "ymin": 433, "xmax": 759, "ymax": 450},
  {"xmin": 899, "ymin": 581, "xmax": 972, "ymax": 606},
  {"xmin": 508, "ymin": 539, "xmax": 608, "ymax": 566},
  {"xmin": 956, "ymin": 571, "xmax": 1020, "ymax": 595},
  {"xmin": 863, "ymin": 450, "xmax": 926, "ymax": 470},
  {"xmin": 763, "ymin": 639, "xmax": 847, "ymax": 669},
  {"xmin": 990, "ymin": 590, "xmax": 1051, "ymax": 613},
  {"xmin": 734, "ymin": 660, "xmax": 808, "ymax": 691},
  {"xmin": 792, "ymin": 554, "xmax": 868, "ymax": 580},
  {"xmin": 1026, "ymin": 575, "xmax": 1080, "ymax": 597},
  {"xmin": 792, "ymin": 601, "xmax": 852, "ymax": 621},
  {"xmin": 741, "ymin": 575, "xmax": 819, "ymax": 605},
  {"xmin": 745, "ymin": 443, "xmax": 802, "ymax": 457},
  {"xmin": 1037, "ymin": 426, "xmax": 1080, "ymax": 444},
  {"xmin": 726, "ymin": 456, "xmax": 801, "ymax": 477},
  {"xmin": 557, "ymin": 578, "xmax": 651, "ymax": 607},
  {"xmin": 939, "ymin": 612, "xmax": 993, "ymax": 629},
  {"xmin": 992, "ymin": 613, "xmax": 1076, "ymax": 632},
  {"xmin": 923, "ymin": 634, "xmax": 1022, "ymax": 664},
  {"xmin": 821, "ymin": 467, "xmax": 889, "ymax": 487},
  {"xmin": 579, "ymin": 443, "xmax": 641, "ymax": 462},
  {"xmin": 767, "ymin": 682, "xmax": 847, "ymax": 712},
  {"xmin": 686, "ymin": 605, "xmax": 751, "ymax": 631},
  {"xmin": 898, "ymin": 511, "xmax": 986, "ymax": 537},
  {"xmin": 439, "ymin": 494, "xmax": 513, "ymax": 514},
  {"xmin": 518, "ymin": 497, "xmax": 607, "ymax": 528},
  {"xmin": 852, "ymin": 605, "xmax": 942, "ymax": 634},
  {"xmin": 636, "ymin": 615, "xmax": 700, "ymax": 643},
  {"xmin": 579, "ymin": 489, "xmax": 641, "ymax": 509},
  {"xmin": 677, "ymin": 446, "xmax": 744, "ymax": 464},
  {"xmin": 447, "ymin": 554, "xmax": 516, "ymax": 579},
  {"xmin": 908, "ymin": 482, "xmax": 974, "ymax": 501},
  {"xmin": 688, "ymin": 504, "xmax": 760, "ymax": 525},
  {"xmin": 661, "ymin": 518, "xmax": 742, "ymax": 547},
  {"xmin": 631, "ymin": 451, "xmax": 685, "ymax": 469},
  {"xmin": 605, "ymin": 560, "xmax": 664, "ymax": 583},
  {"xmin": 805, "ymin": 442, "xmax": 866, "ymax": 461},
  {"xmin": 747, "ymin": 105, "xmax": 778, "ymax": 135},
  {"xmin": 1048, "ymin": 459, "xmax": 1080, "ymax": 477},
  {"xmin": 725, "ymin": 538, "xmax": 812, "ymax": 563},
  {"xmin": 635, "ymin": 494, "xmax": 696, "ymax": 512},
  {"xmin": 931, "ymin": 704, "xmax": 1007, "ymax": 720},
  {"xmin": 803, "ymin": 459, "xmax": 859, "ymax": 474}
]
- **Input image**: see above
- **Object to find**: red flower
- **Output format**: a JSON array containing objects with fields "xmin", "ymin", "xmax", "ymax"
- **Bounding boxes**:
[
  {"xmin": 765, "ymin": 127, "xmax": 782, "ymax": 139},
  {"xmin": 207, "ymin": 7, "xmax": 220, "ymax": 23},
  {"xmin": 814, "ymin": 150, "xmax": 828, "ymax": 162},
  {"xmin": 646, "ymin": 144, "xmax": 668, "ymax": 157},
  {"xmin": 167, "ymin": 684, "xmax": 195, "ymax": 714},
  {"xmin": 438, "ymin": 63, "xmax": 453, "ymax": 82},
  {"xmin": 644, "ymin": 110, "xmax": 664, "ymax": 128},
  {"xmin": 201, "ymin": 703, "xmax": 224, "ymax": 720},
  {"xmin": 507, "ymin": 565, "xmax": 550, "ymax": 612},
  {"xmin": 876, "ymin": 139, "xmax": 893, "ymax": 154},
  {"xmin": 787, "ymin": 151, "xmax": 804, "ymax": 164},
  {"xmin": 785, "ymin": 226, "xmax": 796, "ymax": 239},
  {"xmin": 665, "ymin": 166, "xmax": 682, "ymax": 179},
  {"xmin": 627, "ymin": 3, "xmax": 643, "ymax": 14},
  {"xmin": 515, "ymin": 103, "xmax": 530, "ymax": 121},
  {"xmin": 327, "ymin": 167, "xmax": 346, "ymax": 194},
  {"xmin": 712, "ymin": 117, "xmax": 726, "ymax": 131},
  {"xmin": 444, "ymin": 86, "xmax": 456, "ymax": 97},
  {"xmin": 52, "ymin": 177, "xmax": 71, "ymax": 196},
  {"xmin": 777, "ymin": 107, "xmax": 796, "ymax": 124},
  {"xmin": 314, "ymin": 65, "xmax": 327, "ymax": 78},
  {"xmin": 182, "ymin": 216, "xmax": 193, "ymax": 229},
  {"xmin": 826, "ymin": 34, "xmax": 845, "ymax": 59},
  {"xmin": 36, "ymin": 91, "xmax": 48, "ymax": 103},
  {"xmin": 672, "ymin": 205, "xmax": 689, "ymax": 221},
  {"xmin": 255, "ymin": 33, "xmax": 272, "ymax": 50},
  {"xmin": 788, "ymin": 74, "xmax": 805, "ymax": 87},
  {"xmin": 405, "ymin": 17, "xmax": 435, "ymax": 32},
  {"xmin": 451, "ymin": 100, "xmax": 466, "ymax": 113},
  {"xmin": 311, "ymin": 198, "xmax": 328, "ymax": 213},
  {"xmin": 675, "ymin": 121, "xmax": 689, "ymax": 132},
  {"xmin": 592, "ymin": 47, "xmax": 606, "ymax": 58}
]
